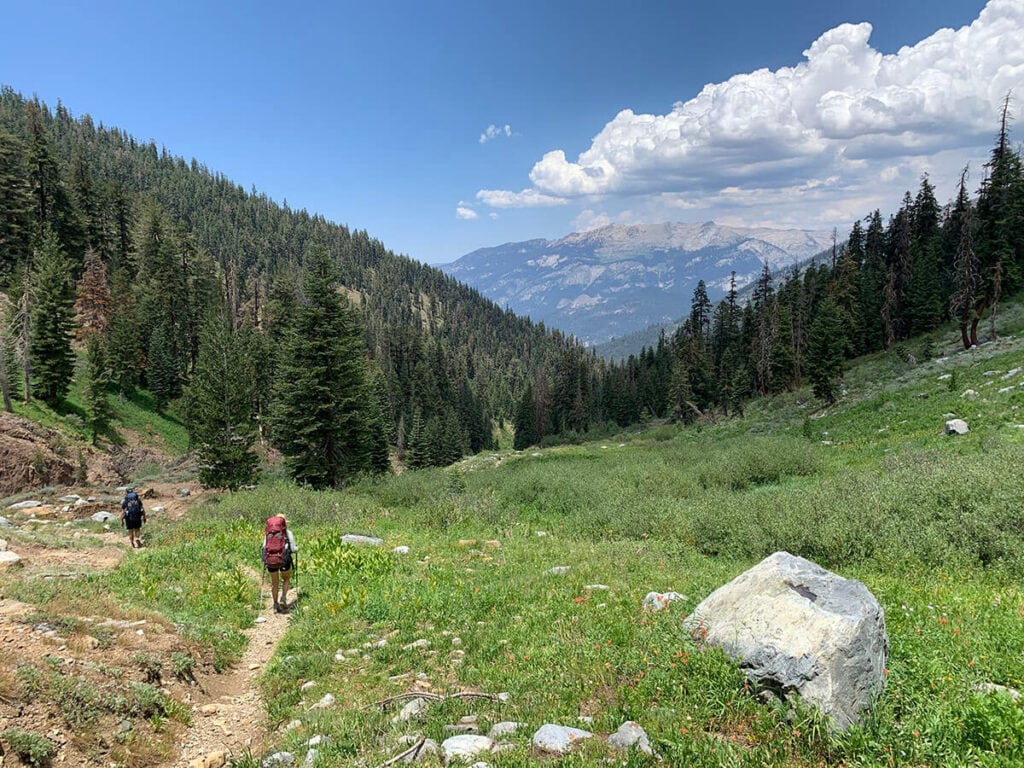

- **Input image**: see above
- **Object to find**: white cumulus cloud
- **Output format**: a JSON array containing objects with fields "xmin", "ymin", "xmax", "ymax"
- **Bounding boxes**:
[
  {"xmin": 479, "ymin": 124, "xmax": 513, "ymax": 143},
  {"xmin": 456, "ymin": 205, "xmax": 478, "ymax": 220},
  {"xmin": 476, "ymin": 188, "xmax": 567, "ymax": 208},
  {"xmin": 477, "ymin": 0, "xmax": 1024, "ymax": 225}
]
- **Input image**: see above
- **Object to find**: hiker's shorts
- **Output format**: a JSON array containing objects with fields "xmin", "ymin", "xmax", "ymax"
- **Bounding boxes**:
[{"xmin": 266, "ymin": 556, "xmax": 292, "ymax": 573}]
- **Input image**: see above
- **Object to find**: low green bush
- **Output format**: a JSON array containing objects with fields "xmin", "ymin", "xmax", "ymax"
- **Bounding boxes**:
[{"xmin": 2, "ymin": 728, "xmax": 56, "ymax": 767}]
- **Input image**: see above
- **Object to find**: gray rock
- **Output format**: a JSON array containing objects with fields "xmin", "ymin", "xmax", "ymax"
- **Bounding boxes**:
[
  {"xmin": 440, "ymin": 734, "xmax": 493, "ymax": 762},
  {"xmin": 531, "ymin": 724, "xmax": 593, "ymax": 754},
  {"xmin": 393, "ymin": 697, "xmax": 429, "ymax": 722},
  {"xmin": 302, "ymin": 748, "xmax": 317, "ymax": 767},
  {"xmin": 91, "ymin": 511, "xmax": 116, "ymax": 523},
  {"xmin": 7, "ymin": 500, "xmax": 43, "ymax": 509},
  {"xmin": 1002, "ymin": 367, "xmax": 1021, "ymax": 380},
  {"xmin": 945, "ymin": 419, "xmax": 970, "ymax": 435},
  {"xmin": 309, "ymin": 693, "xmax": 335, "ymax": 710},
  {"xmin": 546, "ymin": 565, "xmax": 571, "ymax": 575},
  {"xmin": 0, "ymin": 551, "xmax": 22, "ymax": 569},
  {"xmin": 262, "ymin": 752, "xmax": 295, "ymax": 767},
  {"xmin": 0, "ymin": 517, "xmax": 11, "ymax": 528},
  {"xmin": 0, "ymin": 538, "xmax": 6, "ymax": 551},
  {"xmin": 393, "ymin": 545, "xmax": 410, "ymax": 554},
  {"xmin": 642, "ymin": 591, "xmax": 687, "ymax": 610},
  {"xmin": 608, "ymin": 721, "xmax": 653, "ymax": 755},
  {"xmin": 975, "ymin": 682, "xmax": 1021, "ymax": 702},
  {"xmin": 59, "ymin": 495, "xmax": 82, "ymax": 503},
  {"xmin": 341, "ymin": 534, "xmax": 383, "ymax": 546},
  {"xmin": 962, "ymin": 389, "xmax": 979, "ymax": 398},
  {"xmin": 684, "ymin": 551, "xmax": 888, "ymax": 729},
  {"xmin": 487, "ymin": 721, "xmax": 526, "ymax": 739},
  {"xmin": 179, "ymin": 488, "xmax": 191, "ymax": 497}
]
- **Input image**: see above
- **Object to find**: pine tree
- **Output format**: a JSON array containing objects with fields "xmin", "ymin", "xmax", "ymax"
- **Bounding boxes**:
[
  {"xmin": 512, "ymin": 383, "xmax": 537, "ymax": 450},
  {"xmin": 949, "ymin": 169, "xmax": 980, "ymax": 349},
  {"xmin": 186, "ymin": 315, "xmax": 259, "ymax": 489},
  {"xmin": 0, "ymin": 130, "xmax": 34, "ymax": 285},
  {"xmin": 106, "ymin": 267, "xmax": 142, "ymax": 398},
  {"xmin": 147, "ymin": 319, "xmax": 181, "ymax": 411},
  {"xmin": 83, "ymin": 334, "xmax": 112, "ymax": 444},
  {"xmin": 28, "ymin": 230, "xmax": 76, "ymax": 405},
  {"xmin": 271, "ymin": 245, "xmax": 382, "ymax": 488},
  {"xmin": 806, "ymin": 296, "xmax": 844, "ymax": 404}
]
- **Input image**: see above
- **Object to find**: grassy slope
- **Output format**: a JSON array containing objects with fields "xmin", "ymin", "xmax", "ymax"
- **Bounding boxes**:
[{"xmin": 5, "ymin": 311, "xmax": 1024, "ymax": 767}]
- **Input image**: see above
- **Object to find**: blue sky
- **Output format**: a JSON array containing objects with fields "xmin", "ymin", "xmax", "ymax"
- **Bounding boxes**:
[{"xmin": 1, "ymin": 1, "xmax": 1018, "ymax": 264}]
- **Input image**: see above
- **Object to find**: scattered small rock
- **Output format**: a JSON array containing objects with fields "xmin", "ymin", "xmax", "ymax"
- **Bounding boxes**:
[
  {"xmin": 341, "ymin": 534, "xmax": 383, "ymax": 546},
  {"xmin": 393, "ymin": 545, "xmax": 410, "ymax": 555},
  {"xmin": 608, "ymin": 721, "xmax": 653, "ymax": 755},
  {"xmin": 546, "ymin": 566, "xmax": 571, "ymax": 575},
  {"xmin": 0, "ymin": 551, "xmax": 23, "ymax": 569},
  {"xmin": 261, "ymin": 752, "xmax": 295, "ymax": 767},
  {"xmin": 441, "ymin": 734, "xmax": 493, "ymax": 762},
  {"xmin": 393, "ymin": 697, "xmax": 429, "ymax": 722},
  {"xmin": 487, "ymin": 721, "xmax": 525, "ymax": 739},
  {"xmin": 7, "ymin": 500, "xmax": 43, "ymax": 509},
  {"xmin": 309, "ymin": 693, "xmax": 335, "ymax": 710},
  {"xmin": 91, "ymin": 511, "xmax": 115, "ymax": 523},
  {"xmin": 404, "ymin": 638, "xmax": 430, "ymax": 651},
  {"xmin": 532, "ymin": 724, "xmax": 593, "ymax": 754},
  {"xmin": 975, "ymin": 682, "xmax": 1021, "ymax": 702},
  {"xmin": 642, "ymin": 591, "xmax": 687, "ymax": 610},
  {"xmin": 944, "ymin": 419, "xmax": 970, "ymax": 436}
]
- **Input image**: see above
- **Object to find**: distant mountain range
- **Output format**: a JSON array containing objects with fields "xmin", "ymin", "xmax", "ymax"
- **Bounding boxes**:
[{"xmin": 442, "ymin": 222, "xmax": 834, "ymax": 346}]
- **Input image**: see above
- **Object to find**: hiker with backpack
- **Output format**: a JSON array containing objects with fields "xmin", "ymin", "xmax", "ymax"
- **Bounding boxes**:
[
  {"xmin": 120, "ymin": 488, "xmax": 147, "ymax": 549},
  {"xmin": 261, "ymin": 515, "xmax": 297, "ymax": 614}
]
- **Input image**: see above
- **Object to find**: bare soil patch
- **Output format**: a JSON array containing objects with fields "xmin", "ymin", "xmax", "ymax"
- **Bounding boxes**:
[{"xmin": 0, "ymin": 481, "xmax": 288, "ymax": 768}]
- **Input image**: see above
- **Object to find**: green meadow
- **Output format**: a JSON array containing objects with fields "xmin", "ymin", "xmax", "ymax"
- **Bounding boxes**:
[{"xmin": 7, "ymin": 328, "xmax": 1024, "ymax": 767}]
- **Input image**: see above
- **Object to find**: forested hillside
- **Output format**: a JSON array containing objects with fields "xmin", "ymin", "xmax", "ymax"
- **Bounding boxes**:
[
  {"xmin": 0, "ymin": 88, "xmax": 584, "ymax": 484},
  {"xmin": 1, "ymin": 87, "xmax": 1022, "ymax": 487},
  {"xmin": 521, "ymin": 101, "xmax": 1024, "ymax": 440}
]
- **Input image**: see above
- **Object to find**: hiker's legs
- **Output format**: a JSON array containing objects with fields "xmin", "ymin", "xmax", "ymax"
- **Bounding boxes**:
[
  {"xmin": 280, "ymin": 569, "xmax": 291, "ymax": 607},
  {"xmin": 269, "ymin": 570, "xmax": 280, "ymax": 606}
]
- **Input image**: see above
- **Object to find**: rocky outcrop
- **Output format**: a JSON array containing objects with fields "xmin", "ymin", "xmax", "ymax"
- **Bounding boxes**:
[
  {"xmin": 685, "ymin": 551, "xmax": 888, "ymax": 729},
  {"xmin": 0, "ymin": 413, "xmax": 75, "ymax": 494}
]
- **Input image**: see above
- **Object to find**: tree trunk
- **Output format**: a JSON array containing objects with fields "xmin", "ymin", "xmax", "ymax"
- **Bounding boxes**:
[{"xmin": 959, "ymin": 322, "xmax": 971, "ymax": 350}]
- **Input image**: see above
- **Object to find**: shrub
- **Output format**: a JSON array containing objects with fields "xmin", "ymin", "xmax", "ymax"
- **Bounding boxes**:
[{"xmin": 2, "ymin": 728, "xmax": 57, "ymax": 766}]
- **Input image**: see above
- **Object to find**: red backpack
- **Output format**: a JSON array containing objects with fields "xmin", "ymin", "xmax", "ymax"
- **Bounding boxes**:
[{"xmin": 263, "ymin": 516, "xmax": 291, "ymax": 569}]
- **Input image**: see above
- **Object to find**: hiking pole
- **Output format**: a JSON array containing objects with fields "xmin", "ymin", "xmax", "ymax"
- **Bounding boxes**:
[{"xmin": 258, "ymin": 553, "xmax": 268, "ymax": 612}]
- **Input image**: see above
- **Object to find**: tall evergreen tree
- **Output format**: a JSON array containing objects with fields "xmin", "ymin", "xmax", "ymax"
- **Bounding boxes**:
[
  {"xmin": 147, "ymin": 318, "xmax": 181, "ymax": 411},
  {"xmin": 0, "ymin": 130, "xmax": 34, "ymax": 284},
  {"xmin": 28, "ymin": 230, "xmax": 76, "ymax": 405},
  {"xmin": 186, "ymin": 315, "xmax": 259, "ymax": 489},
  {"xmin": 83, "ymin": 334, "xmax": 112, "ymax": 444},
  {"xmin": 271, "ymin": 245, "xmax": 383, "ymax": 488},
  {"xmin": 512, "ymin": 383, "xmax": 538, "ymax": 450},
  {"xmin": 806, "ymin": 296, "xmax": 844, "ymax": 404},
  {"xmin": 106, "ymin": 267, "xmax": 142, "ymax": 398}
]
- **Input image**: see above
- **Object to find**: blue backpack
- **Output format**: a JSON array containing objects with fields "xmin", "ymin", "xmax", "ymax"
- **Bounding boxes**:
[{"xmin": 123, "ymin": 493, "xmax": 143, "ymax": 526}]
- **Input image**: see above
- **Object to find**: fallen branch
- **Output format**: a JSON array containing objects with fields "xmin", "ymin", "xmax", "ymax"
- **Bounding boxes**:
[
  {"xmin": 371, "ymin": 690, "xmax": 507, "ymax": 710},
  {"xmin": 374, "ymin": 736, "xmax": 426, "ymax": 768}
]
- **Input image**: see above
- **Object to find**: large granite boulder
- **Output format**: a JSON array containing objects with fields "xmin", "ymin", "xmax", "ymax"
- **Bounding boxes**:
[{"xmin": 684, "ymin": 551, "xmax": 888, "ymax": 729}]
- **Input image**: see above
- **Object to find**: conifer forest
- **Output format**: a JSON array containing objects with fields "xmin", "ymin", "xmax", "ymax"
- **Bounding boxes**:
[{"xmin": 0, "ymin": 88, "xmax": 1022, "ymax": 487}]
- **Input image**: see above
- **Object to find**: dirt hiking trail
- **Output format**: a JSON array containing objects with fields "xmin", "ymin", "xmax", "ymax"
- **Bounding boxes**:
[{"xmin": 0, "ymin": 481, "xmax": 293, "ymax": 768}]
